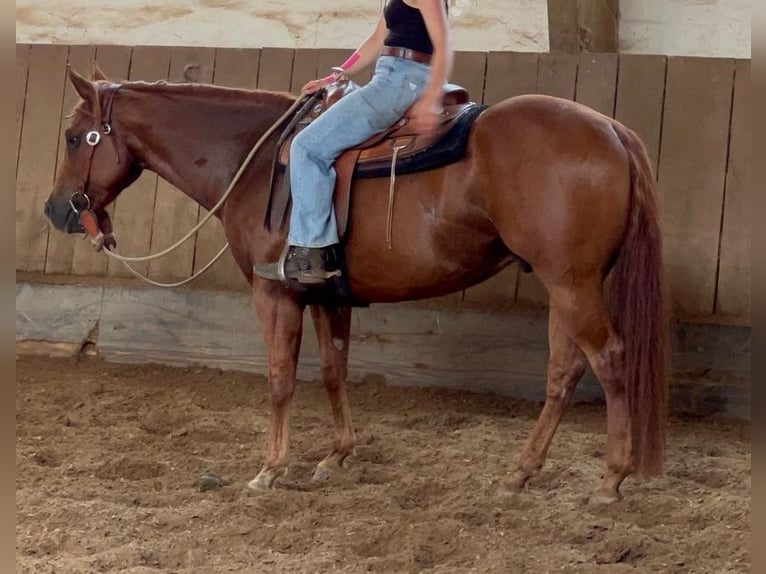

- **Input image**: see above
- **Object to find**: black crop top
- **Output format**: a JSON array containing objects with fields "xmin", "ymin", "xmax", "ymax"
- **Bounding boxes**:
[{"xmin": 383, "ymin": 0, "xmax": 446, "ymax": 55}]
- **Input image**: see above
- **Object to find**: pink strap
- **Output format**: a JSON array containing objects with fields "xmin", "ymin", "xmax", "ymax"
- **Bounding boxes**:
[
  {"xmin": 339, "ymin": 51, "xmax": 360, "ymax": 71},
  {"xmin": 320, "ymin": 51, "xmax": 361, "ymax": 84}
]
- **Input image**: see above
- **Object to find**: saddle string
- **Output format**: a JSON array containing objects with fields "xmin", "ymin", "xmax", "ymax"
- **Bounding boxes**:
[
  {"xmin": 99, "ymin": 94, "xmax": 308, "ymax": 287},
  {"xmin": 386, "ymin": 143, "xmax": 410, "ymax": 250}
]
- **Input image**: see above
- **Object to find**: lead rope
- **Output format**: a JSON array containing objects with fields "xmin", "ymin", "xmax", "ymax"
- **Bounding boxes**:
[{"xmin": 99, "ymin": 95, "xmax": 307, "ymax": 288}]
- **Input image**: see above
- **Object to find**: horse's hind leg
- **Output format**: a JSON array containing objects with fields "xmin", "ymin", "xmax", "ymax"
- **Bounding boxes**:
[
  {"xmin": 247, "ymin": 287, "xmax": 304, "ymax": 490},
  {"xmin": 510, "ymin": 307, "xmax": 587, "ymax": 491},
  {"xmin": 309, "ymin": 305, "xmax": 356, "ymax": 481},
  {"xmin": 548, "ymin": 284, "xmax": 632, "ymax": 503}
]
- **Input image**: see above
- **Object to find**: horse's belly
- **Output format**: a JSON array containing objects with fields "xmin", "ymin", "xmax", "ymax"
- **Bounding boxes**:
[{"xmin": 343, "ymin": 208, "xmax": 511, "ymax": 303}]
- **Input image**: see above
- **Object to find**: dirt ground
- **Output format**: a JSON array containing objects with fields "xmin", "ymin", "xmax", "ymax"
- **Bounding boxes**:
[{"xmin": 16, "ymin": 354, "xmax": 750, "ymax": 574}]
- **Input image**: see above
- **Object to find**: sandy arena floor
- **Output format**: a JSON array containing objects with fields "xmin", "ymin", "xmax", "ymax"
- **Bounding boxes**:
[{"xmin": 16, "ymin": 355, "xmax": 750, "ymax": 573}]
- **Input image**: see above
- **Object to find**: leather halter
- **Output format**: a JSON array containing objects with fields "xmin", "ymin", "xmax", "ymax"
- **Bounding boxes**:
[{"xmin": 69, "ymin": 82, "xmax": 122, "ymax": 239}]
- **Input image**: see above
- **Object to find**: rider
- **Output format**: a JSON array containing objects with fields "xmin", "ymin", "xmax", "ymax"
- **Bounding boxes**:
[{"xmin": 254, "ymin": 0, "xmax": 453, "ymax": 285}]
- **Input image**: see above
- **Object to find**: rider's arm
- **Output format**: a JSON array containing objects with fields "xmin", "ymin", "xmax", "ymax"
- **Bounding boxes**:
[
  {"xmin": 418, "ymin": 0, "xmax": 453, "ymax": 100},
  {"xmin": 319, "ymin": 14, "xmax": 388, "ymax": 83}
]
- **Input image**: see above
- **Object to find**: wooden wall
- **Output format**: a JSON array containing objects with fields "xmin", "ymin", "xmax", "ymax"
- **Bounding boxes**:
[{"xmin": 15, "ymin": 45, "xmax": 751, "ymax": 326}]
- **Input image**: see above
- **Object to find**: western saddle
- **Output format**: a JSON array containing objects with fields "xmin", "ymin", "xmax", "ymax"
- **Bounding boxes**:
[{"xmin": 264, "ymin": 74, "xmax": 480, "ymax": 239}]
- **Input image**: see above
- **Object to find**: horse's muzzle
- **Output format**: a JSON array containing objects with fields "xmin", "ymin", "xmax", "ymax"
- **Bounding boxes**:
[{"xmin": 44, "ymin": 198, "xmax": 84, "ymax": 234}]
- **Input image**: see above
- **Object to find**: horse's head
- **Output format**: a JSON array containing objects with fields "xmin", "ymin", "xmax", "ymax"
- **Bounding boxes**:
[{"xmin": 44, "ymin": 65, "xmax": 142, "ymax": 234}]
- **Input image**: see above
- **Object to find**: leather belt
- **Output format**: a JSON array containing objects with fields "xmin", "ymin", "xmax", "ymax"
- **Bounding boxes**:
[{"xmin": 380, "ymin": 46, "xmax": 432, "ymax": 65}]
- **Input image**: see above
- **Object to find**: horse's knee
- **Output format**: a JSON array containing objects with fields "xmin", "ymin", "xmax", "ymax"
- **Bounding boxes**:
[
  {"xmin": 320, "ymin": 361, "xmax": 347, "ymax": 389},
  {"xmin": 268, "ymin": 374, "xmax": 295, "ymax": 408}
]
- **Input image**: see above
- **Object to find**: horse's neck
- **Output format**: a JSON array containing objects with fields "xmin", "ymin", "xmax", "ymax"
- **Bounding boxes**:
[{"xmin": 120, "ymin": 85, "xmax": 293, "ymax": 211}]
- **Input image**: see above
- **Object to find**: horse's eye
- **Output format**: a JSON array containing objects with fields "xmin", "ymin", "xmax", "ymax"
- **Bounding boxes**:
[{"xmin": 66, "ymin": 134, "xmax": 80, "ymax": 149}]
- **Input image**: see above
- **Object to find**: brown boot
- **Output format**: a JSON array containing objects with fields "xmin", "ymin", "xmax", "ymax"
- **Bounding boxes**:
[{"xmin": 253, "ymin": 245, "xmax": 341, "ymax": 285}]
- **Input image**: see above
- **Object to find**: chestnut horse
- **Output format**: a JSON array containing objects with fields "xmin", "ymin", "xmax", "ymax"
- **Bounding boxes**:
[{"xmin": 45, "ymin": 68, "xmax": 667, "ymax": 502}]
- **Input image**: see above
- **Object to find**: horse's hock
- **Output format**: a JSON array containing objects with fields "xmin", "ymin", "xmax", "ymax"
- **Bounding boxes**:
[{"xmin": 16, "ymin": 45, "xmax": 750, "ymax": 422}]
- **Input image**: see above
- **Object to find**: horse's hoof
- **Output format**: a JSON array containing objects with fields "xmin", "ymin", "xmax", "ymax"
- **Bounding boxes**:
[
  {"xmin": 312, "ymin": 464, "xmax": 332, "ymax": 481},
  {"xmin": 588, "ymin": 489, "xmax": 622, "ymax": 505},
  {"xmin": 246, "ymin": 471, "xmax": 278, "ymax": 491},
  {"xmin": 507, "ymin": 469, "xmax": 531, "ymax": 493}
]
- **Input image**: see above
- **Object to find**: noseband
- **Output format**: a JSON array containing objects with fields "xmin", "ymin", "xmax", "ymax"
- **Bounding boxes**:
[{"xmin": 70, "ymin": 83, "xmax": 122, "ymax": 239}]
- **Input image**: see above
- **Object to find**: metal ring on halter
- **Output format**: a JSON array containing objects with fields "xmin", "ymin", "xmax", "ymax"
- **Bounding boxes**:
[
  {"xmin": 102, "ymin": 123, "xmax": 112, "ymax": 135},
  {"xmin": 69, "ymin": 192, "xmax": 91, "ymax": 214},
  {"xmin": 85, "ymin": 130, "xmax": 101, "ymax": 146}
]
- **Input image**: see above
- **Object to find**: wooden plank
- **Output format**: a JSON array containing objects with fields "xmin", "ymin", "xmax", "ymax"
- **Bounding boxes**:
[
  {"xmin": 291, "ymin": 48, "xmax": 319, "ymax": 94},
  {"xmin": 107, "ymin": 46, "xmax": 171, "ymax": 279},
  {"xmin": 257, "ymin": 47, "xmax": 294, "ymax": 92},
  {"xmin": 43, "ymin": 45, "xmax": 97, "ymax": 276},
  {"xmin": 188, "ymin": 48, "xmax": 261, "ymax": 291},
  {"xmin": 15, "ymin": 44, "xmax": 69, "ymax": 273},
  {"xmin": 213, "ymin": 48, "xmax": 261, "ymax": 90},
  {"xmin": 657, "ymin": 57, "xmax": 735, "ymax": 319},
  {"xmin": 575, "ymin": 51, "xmax": 617, "ymax": 116},
  {"xmin": 450, "ymin": 51, "xmax": 487, "ymax": 104},
  {"xmin": 146, "ymin": 47, "xmax": 215, "ymax": 282},
  {"xmin": 16, "ymin": 44, "xmax": 30, "ymax": 175},
  {"xmin": 535, "ymin": 52, "xmax": 578, "ymax": 99},
  {"xmin": 515, "ymin": 52, "xmax": 578, "ymax": 307},
  {"xmin": 463, "ymin": 52, "xmax": 539, "ymax": 310},
  {"xmin": 93, "ymin": 45, "xmax": 133, "ymax": 81},
  {"xmin": 481, "ymin": 51, "xmax": 539, "ymax": 105},
  {"xmin": 716, "ymin": 60, "xmax": 750, "ymax": 322},
  {"xmin": 614, "ymin": 54, "xmax": 666, "ymax": 173},
  {"xmin": 68, "ymin": 45, "xmax": 132, "ymax": 278}
]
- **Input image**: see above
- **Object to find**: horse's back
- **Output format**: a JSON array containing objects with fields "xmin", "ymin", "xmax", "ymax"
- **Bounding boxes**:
[{"xmin": 479, "ymin": 93, "xmax": 623, "ymax": 145}]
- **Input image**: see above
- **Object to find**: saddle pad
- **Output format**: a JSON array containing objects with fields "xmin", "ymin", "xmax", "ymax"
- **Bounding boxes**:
[{"xmin": 354, "ymin": 104, "xmax": 486, "ymax": 179}]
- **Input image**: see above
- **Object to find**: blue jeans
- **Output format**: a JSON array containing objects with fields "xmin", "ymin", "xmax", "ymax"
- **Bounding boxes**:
[{"xmin": 287, "ymin": 55, "xmax": 431, "ymax": 248}]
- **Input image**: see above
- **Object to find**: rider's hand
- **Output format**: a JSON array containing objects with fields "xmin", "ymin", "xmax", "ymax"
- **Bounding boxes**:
[
  {"xmin": 301, "ymin": 76, "xmax": 335, "ymax": 95},
  {"xmin": 408, "ymin": 93, "xmax": 442, "ymax": 135}
]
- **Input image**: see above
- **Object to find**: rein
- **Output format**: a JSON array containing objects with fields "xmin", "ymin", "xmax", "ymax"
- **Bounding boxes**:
[{"xmin": 75, "ymin": 88, "xmax": 309, "ymax": 288}]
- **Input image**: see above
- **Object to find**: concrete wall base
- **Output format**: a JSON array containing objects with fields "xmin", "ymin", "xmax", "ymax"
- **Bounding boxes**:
[{"xmin": 16, "ymin": 282, "xmax": 750, "ymax": 420}]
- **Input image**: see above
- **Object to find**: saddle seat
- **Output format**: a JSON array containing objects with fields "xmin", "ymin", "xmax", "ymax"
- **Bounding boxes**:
[{"xmin": 278, "ymin": 80, "xmax": 474, "ymax": 169}]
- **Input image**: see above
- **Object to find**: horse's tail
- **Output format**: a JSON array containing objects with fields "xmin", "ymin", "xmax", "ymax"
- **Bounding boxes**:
[{"xmin": 609, "ymin": 121, "xmax": 669, "ymax": 476}]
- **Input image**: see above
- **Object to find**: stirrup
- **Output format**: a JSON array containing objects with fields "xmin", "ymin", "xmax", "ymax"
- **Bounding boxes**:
[
  {"xmin": 253, "ymin": 246, "xmax": 341, "ymax": 285},
  {"xmin": 253, "ymin": 243, "xmax": 291, "ymax": 282}
]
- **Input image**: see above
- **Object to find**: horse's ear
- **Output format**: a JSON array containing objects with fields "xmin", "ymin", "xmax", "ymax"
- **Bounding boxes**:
[
  {"xmin": 92, "ymin": 61, "xmax": 108, "ymax": 82},
  {"xmin": 68, "ymin": 67, "xmax": 96, "ymax": 109}
]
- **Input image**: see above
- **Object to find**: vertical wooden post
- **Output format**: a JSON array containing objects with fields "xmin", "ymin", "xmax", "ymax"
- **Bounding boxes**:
[{"xmin": 547, "ymin": 0, "xmax": 619, "ymax": 53}]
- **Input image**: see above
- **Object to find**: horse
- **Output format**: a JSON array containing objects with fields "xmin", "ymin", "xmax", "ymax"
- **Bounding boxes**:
[{"xmin": 44, "ymin": 66, "xmax": 667, "ymax": 503}]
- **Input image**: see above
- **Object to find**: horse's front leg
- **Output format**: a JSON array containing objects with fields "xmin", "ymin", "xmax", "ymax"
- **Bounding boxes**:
[
  {"xmin": 309, "ymin": 305, "xmax": 356, "ymax": 481},
  {"xmin": 247, "ymin": 285, "xmax": 304, "ymax": 490}
]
